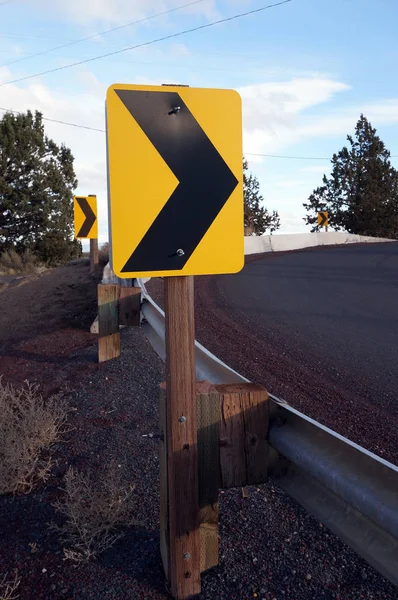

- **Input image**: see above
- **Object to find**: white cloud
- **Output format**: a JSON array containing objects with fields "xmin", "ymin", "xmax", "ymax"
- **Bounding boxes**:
[
  {"xmin": 239, "ymin": 77, "xmax": 398, "ymax": 162},
  {"xmin": 297, "ymin": 99, "xmax": 398, "ymax": 140},
  {"xmin": 239, "ymin": 77, "xmax": 350, "ymax": 156},
  {"xmin": 30, "ymin": 0, "xmax": 218, "ymax": 26},
  {"xmin": 169, "ymin": 43, "xmax": 191, "ymax": 57}
]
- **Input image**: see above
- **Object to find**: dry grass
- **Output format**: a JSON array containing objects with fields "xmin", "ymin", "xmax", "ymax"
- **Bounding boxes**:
[
  {"xmin": 0, "ymin": 249, "xmax": 43, "ymax": 275},
  {"xmin": 0, "ymin": 571, "xmax": 20, "ymax": 600},
  {"xmin": 0, "ymin": 380, "xmax": 69, "ymax": 495},
  {"xmin": 98, "ymin": 242, "xmax": 109, "ymax": 268},
  {"xmin": 51, "ymin": 466, "xmax": 135, "ymax": 563}
]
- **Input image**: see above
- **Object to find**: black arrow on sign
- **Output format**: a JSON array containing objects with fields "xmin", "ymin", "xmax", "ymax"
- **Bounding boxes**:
[
  {"xmin": 319, "ymin": 211, "xmax": 328, "ymax": 227},
  {"xmin": 76, "ymin": 197, "xmax": 96, "ymax": 237},
  {"xmin": 115, "ymin": 90, "xmax": 239, "ymax": 272}
]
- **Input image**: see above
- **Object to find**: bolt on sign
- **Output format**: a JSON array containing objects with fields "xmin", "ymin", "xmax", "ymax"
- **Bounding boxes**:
[
  {"xmin": 318, "ymin": 211, "xmax": 329, "ymax": 228},
  {"xmin": 74, "ymin": 195, "xmax": 98, "ymax": 239},
  {"xmin": 106, "ymin": 84, "xmax": 244, "ymax": 278}
]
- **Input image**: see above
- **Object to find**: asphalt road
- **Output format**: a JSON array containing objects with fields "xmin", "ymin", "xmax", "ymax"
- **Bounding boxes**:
[
  {"xmin": 192, "ymin": 242, "xmax": 398, "ymax": 463},
  {"xmin": 220, "ymin": 243, "xmax": 398, "ymax": 415}
]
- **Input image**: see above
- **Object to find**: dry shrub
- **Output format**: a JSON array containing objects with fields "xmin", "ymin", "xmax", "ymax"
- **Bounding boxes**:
[
  {"xmin": 0, "ymin": 380, "xmax": 69, "ymax": 495},
  {"xmin": 0, "ymin": 570, "xmax": 20, "ymax": 600},
  {"xmin": 98, "ymin": 242, "xmax": 109, "ymax": 267},
  {"xmin": 51, "ymin": 466, "xmax": 135, "ymax": 562},
  {"xmin": 0, "ymin": 249, "xmax": 41, "ymax": 275}
]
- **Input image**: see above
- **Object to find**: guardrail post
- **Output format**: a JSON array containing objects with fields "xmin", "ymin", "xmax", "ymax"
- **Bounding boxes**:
[
  {"xmin": 196, "ymin": 381, "xmax": 220, "ymax": 573},
  {"xmin": 216, "ymin": 383, "xmax": 269, "ymax": 488},
  {"xmin": 119, "ymin": 286, "xmax": 141, "ymax": 326},
  {"xmin": 98, "ymin": 283, "xmax": 120, "ymax": 362},
  {"xmin": 90, "ymin": 238, "xmax": 99, "ymax": 275}
]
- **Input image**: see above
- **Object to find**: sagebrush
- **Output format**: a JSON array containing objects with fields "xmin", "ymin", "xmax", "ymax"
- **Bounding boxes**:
[
  {"xmin": 0, "ymin": 380, "xmax": 69, "ymax": 495},
  {"xmin": 0, "ymin": 570, "xmax": 20, "ymax": 600},
  {"xmin": 51, "ymin": 466, "xmax": 135, "ymax": 562},
  {"xmin": 0, "ymin": 249, "xmax": 41, "ymax": 275}
]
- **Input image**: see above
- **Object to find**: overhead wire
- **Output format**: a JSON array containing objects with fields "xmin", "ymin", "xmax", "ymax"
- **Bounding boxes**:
[
  {"xmin": 0, "ymin": 107, "xmax": 105, "ymax": 131},
  {"xmin": 0, "ymin": 0, "xmax": 293, "ymax": 87},
  {"xmin": 0, "ymin": 0, "xmax": 206, "ymax": 68}
]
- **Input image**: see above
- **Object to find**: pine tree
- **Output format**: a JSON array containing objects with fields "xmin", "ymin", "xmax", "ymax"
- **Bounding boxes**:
[
  {"xmin": 243, "ymin": 159, "xmax": 280, "ymax": 235},
  {"xmin": 0, "ymin": 110, "xmax": 81, "ymax": 263},
  {"xmin": 303, "ymin": 114, "xmax": 398, "ymax": 238}
]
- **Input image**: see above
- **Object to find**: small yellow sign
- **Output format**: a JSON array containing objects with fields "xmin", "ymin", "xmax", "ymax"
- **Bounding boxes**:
[
  {"xmin": 74, "ymin": 195, "xmax": 98, "ymax": 239},
  {"xmin": 318, "ymin": 211, "xmax": 328, "ymax": 228},
  {"xmin": 106, "ymin": 84, "xmax": 244, "ymax": 278}
]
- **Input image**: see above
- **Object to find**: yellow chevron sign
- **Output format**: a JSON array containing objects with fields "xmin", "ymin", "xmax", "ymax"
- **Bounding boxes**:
[
  {"xmin": 74, "ymin": 195, "xmax": 98, "ymax": 239},
  {"xmin": 318, "ymin": 211, "xmax": 328, "ymax": 228},
  {"xmin": 106, "ymin": 84, "xmax": 244, "ymax": 278}
]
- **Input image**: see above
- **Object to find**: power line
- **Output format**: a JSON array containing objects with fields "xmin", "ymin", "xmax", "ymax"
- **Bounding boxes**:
[
  {"xmin": 0, "ymin": 107, "xmax": 105, "ymax": 131},
  {"xmin": 0, "ymin": 0, "xmax": 293, "ymax": 87},
  {"xmin": 3, "ymin": 106, "xmax": 396, "ymax": 160},
  {"xmin": 0, "ymin": 0, "xmax": 205, "ymax": 69}
]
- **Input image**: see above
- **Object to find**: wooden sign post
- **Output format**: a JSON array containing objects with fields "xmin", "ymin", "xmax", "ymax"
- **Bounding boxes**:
[
  {"xmin": 106, "ymin": 84, "xmax": 244, "ymax": 599},
  {"xmin": 164, "ymin": 276, "xmax": 200, "ymax": 599}
]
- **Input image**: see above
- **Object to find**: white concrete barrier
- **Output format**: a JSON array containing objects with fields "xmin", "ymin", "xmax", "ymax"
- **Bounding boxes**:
[
  {"xmin": 316, "ymin": 232, "xmax": 359, "ymax": 245},
  {"xmin": 244, "ymin": 235, "xmax": 272, "ymax": 255},
  {"xmin": 244, "ymin": 232, "xmax": 394, "ymax": 256},
  {"xmin": 270, "ymin": 233, "xmax": 318, "ymax": 253}
]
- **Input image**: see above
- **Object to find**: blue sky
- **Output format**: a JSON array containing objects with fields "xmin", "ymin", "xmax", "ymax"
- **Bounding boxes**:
[{"xmin": 1, "ymin": 0, "xmax": 398, "ymax": 244}]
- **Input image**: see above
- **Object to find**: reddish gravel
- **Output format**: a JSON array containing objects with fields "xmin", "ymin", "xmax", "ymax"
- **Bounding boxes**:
[{"xmin": 2, "ymin": 325, "xmax": 397, "ymax": 600}]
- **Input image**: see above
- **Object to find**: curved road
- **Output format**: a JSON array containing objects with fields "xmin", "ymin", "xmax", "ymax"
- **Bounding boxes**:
[{"xmin": 193, "ymin": 242, "xmax": 398, "ymax": 464}]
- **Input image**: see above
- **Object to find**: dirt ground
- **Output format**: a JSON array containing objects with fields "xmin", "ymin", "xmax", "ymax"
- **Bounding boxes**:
[{"xmin": 0, "ymin": 260, "xmax": 99, "ymax": 396}]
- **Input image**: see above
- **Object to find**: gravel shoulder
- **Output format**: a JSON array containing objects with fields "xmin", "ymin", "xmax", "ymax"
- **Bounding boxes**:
[{"xmin": 0, "ymin": 262, "xmax": 397, "ymax": 599}]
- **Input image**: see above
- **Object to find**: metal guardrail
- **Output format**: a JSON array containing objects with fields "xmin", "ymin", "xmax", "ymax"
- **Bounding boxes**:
[{"xmin": 137, "ymin": 278, "xmax": 398, "ymax": 586}]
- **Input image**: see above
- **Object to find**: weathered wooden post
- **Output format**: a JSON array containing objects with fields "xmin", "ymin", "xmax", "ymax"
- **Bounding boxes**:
[
  {"xmin": 163, "ymin": 276, "xmax": 201, "ymax": 598},
  {"xmin": 97, "ymin": 283, "xmax": 120, "ymax": 363},
  {"xmin": 89, "ymin": 238, "xmax": 99, "ymax": 275}
]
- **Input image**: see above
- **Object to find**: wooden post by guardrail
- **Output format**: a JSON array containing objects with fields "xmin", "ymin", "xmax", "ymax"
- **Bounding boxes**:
[
  {"xmin": 217, "ymin": 383, "xmax": 269, "ymax": 488},
  {"xmin": 196, "ymin": 381, "xmax": 220, "ymax": 573},
  {"xmin": 98, "ymin": 284, "xmax": 120, "ymax": 363},
  {"xmin": 90, "ymin": 238, "xmax": 99, "ymax": 275},
  {"xmin": 160, "ymin": 375, "xmax": 269, "ymax": 597},
  {"xmin": 97, "ymin": 284, "xmax": 141, "ymax": 362},
  {"xmin": 119, "ymin": 286, "xmax": 141, "ymax": 327}
]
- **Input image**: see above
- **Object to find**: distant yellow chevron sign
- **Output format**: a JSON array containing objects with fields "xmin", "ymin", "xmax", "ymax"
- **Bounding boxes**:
[
  {"xmin": 106, "ymin": 83, "xmax": 244, "ymax": 278},
  {"xmin": 74, "ymin": 195, "xmax": 98, "ymax": 239},
  {"xmin": 318, "ymin": 211, "xmax": 328, "ymax": 228}
]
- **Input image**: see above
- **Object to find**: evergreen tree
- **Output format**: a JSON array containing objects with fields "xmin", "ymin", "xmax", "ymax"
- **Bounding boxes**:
[
  {"xmin": 303, "ymin": 115, "xmax": 398, "ymax": 238},
  {"xmin": 243, "ymin": 158, "xmax": 280, "ymax": 235},
  {"xmin": 0, "ymin": 110, "xmax": 81, "ymax": 263}
]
